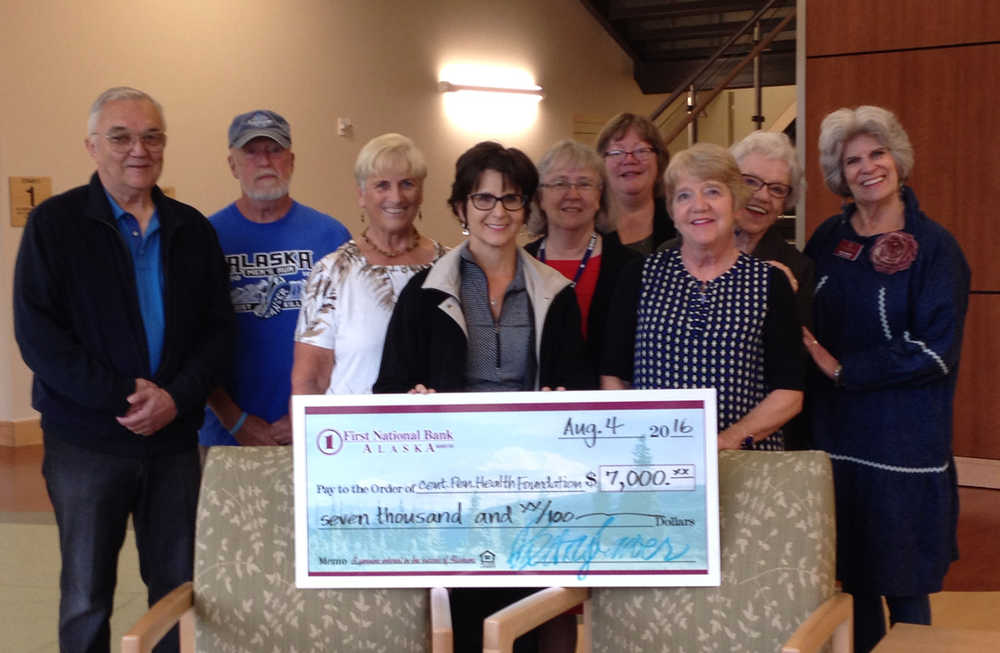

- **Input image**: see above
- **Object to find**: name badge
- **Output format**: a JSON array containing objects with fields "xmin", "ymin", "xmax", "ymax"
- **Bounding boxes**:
[
  {"xmin": 292, "ymin": 389, "xmax": 721, "ymax": 588},
  {"xmin": 833, "ymin": 239, "xmax": 863, "ymax": 261}
]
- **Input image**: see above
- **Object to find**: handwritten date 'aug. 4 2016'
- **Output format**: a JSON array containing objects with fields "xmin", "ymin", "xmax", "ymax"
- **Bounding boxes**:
[{"xmin": 562, "ymin": 416, "xmax": 693, "ymax": 447}]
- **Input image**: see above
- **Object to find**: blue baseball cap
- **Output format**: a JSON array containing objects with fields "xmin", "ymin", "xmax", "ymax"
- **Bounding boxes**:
[{"xmin": 228, "ymin": 110, "xmax": 291, "ymax": 149}]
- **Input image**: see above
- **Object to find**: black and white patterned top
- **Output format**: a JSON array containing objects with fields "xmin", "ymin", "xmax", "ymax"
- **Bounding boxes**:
[{"xmin": 603, "ymin": 248, "xmax": 803, "ymax": 450}]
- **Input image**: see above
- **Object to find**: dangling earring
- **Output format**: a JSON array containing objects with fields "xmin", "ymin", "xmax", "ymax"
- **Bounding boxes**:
[
  {"xmin": 360, "ymin": 210, "xmax": 366, "ymax": 223},
  {"xmin": 461, "ymin": 220, "xmax": 470, "ymax": 236},
  {"xmin": 418, "ymin": 210, "xmax": 423, "ymax": 222}
]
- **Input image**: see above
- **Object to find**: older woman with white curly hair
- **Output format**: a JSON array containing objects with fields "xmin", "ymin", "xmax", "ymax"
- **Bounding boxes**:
[
  {"xmin": 731, "ymin": 131, "xmax": 814, "ymax": 326},
  {"xmin": 803, "ymin": 105, "xmax": 970, "ymax": 653}
]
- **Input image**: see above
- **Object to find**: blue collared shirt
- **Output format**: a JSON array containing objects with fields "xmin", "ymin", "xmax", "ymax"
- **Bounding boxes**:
[{"xmin": 106, "ymin": 191, "xmax": 165, "ymax": 373}]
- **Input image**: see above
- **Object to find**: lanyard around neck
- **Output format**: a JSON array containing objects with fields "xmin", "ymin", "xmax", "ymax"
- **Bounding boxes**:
[{"xmin": 538, "ymin": 232, "xmax": 598, "ymax": 287}]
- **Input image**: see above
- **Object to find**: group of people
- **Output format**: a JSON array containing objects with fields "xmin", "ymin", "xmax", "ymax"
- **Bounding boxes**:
[{"xmin": 12, "ymin": 86, "xmax": 969, "ymax": 653}]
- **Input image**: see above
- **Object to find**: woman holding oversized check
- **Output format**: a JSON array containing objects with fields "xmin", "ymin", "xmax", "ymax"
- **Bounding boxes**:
[
  {"xmin": 374, "ymin": 141, "xmax": 590, "ymax": 651},
  {"xmin": 374, "ymin": 141, "xmax": 592, "ymax": 395},
  {"xmin": 600, "ymin": 143, "xmax": 804, "ymax": 450}
]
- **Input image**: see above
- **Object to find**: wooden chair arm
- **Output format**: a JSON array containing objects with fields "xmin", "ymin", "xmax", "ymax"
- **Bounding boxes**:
[
  {"xmin": 782, "ymin": 592, "xmax": 853, "ymax": 653},
  {"xmin": 483, "ymin": 587, "xmax": 590, "ymax": 653},
  {"xmin": 430, "ymin": 587, "xmax": 453, "ymax": 653},
  {"xmin": 121, "ymin": 581, "xmax": 195, "ymax": 653}
]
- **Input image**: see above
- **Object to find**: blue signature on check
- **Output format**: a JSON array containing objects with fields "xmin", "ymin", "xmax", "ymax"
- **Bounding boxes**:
[{"xmin": 506, "ymin": 516, "xmax": 690, "ymax": 579}]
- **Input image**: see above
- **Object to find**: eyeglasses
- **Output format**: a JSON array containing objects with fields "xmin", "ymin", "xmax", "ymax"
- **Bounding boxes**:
[
  {"xmin": 603, "ymin": 146, "xmax": 656, "ymax": 162},
  {"xmin": 539, "ymin": 179, "xmax": 602, "ymax": 193},
  {"xmin": 742, "ymin": 174, "xmax": 791, "ymax": 199},
  {"xmin": 468, "ymin": 192, "xmax": 528, "ymax": 211},
  {"xmin": 94, "ymin": 130, "xmax": 167, "ymax": 153}
]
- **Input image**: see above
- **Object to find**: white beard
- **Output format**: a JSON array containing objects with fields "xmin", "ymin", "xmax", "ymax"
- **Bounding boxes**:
[{"xmin": 243, "ymin": 180, "xmax": 289, "ymax": 201}]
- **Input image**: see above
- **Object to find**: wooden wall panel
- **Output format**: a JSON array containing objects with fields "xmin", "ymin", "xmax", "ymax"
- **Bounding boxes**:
[
  {"xmin": 807, "ymin": 0, "xmax": 1000, "ymax": 57},
  {"xmin": 804, "ymin": 44, "xmax": 1000, "ymax": 290},
  {"xmin": 805, "ymin": 6, "xmax": 999, "ymax": 462},
  {"xmin": 953, "ymin": 295, "xmax": 1000, "ymax": 459}
]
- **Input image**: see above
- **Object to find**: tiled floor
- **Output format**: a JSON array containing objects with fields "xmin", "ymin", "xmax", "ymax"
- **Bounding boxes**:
[
  {"xmin": 0, "ymin": 522, "xmax": 148, "ymax": 653},
  {"xmin": 2, "ymin": 444, "xmax": 998, "ymax": 652},
  {"xmin": 0, "ymin": 446, "xmax": 149, "ymax": 653}
]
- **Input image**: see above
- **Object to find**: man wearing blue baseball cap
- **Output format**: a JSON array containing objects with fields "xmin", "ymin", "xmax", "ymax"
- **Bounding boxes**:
[{"xmin": 200, "ymin": 110, "xmax": 350, "ymax": 449}]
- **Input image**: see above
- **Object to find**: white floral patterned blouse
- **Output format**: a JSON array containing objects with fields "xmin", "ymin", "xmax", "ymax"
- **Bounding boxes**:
[{"xmin": 294, "ymin": 239, "xmax": 447, "ymax": 394}]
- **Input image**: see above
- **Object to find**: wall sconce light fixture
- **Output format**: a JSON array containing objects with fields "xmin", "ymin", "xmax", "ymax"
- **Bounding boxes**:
[
  {"xmin": 438, "ymin": 64, "xmax": 543, "ymax": 133},
  {"xmin": 437, "ymin": 80, "xmax": 543, "ymax": 98}
]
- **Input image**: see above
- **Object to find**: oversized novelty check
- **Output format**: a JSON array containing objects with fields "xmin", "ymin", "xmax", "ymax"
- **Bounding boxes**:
[{"xmin": 292, "ymin": 389, "xmax": 720, "ymax": 588}]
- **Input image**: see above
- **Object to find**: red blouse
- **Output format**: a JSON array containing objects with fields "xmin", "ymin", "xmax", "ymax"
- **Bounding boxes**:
[{"xmin": 544, "ymin": 254, "xmax": 601, "ymax": 338}]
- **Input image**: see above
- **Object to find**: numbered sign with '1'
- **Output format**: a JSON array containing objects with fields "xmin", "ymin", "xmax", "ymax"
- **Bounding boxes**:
[{"xmin": 9, "ymin": 177, "xmax": 53, "ymax": 227}]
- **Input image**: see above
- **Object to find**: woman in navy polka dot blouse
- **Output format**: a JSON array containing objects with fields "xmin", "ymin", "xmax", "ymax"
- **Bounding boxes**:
[{"xmin": 601, "ymin": 142, "xmax": 804, "ymax": 451}]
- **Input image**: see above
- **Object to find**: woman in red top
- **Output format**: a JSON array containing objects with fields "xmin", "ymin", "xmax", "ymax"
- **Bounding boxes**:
[{"xmin": 525, "ymin": 139, "xmax": 640, "ymax": 381}]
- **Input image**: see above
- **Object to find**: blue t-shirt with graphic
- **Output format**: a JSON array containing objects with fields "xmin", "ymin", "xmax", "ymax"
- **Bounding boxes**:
[{"xmin": 200, "ymin": 201, "xmax": 350, "ymax": 446}]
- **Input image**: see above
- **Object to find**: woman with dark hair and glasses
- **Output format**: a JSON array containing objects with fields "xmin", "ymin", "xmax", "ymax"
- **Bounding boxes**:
[
  {"xmin": 374, "ymin": 141, "xmax": 592, "ymax": 396},
  {"xmin": 374, "ymin": 142, "xmax": 596, "ymax": 392},
  {"xmin": 595, "ymin": 112, "xmax": 676, "ymax": 253},
  {"xmin": 374, "ymin": 141, "xmax": 591, "ymax": 651}
]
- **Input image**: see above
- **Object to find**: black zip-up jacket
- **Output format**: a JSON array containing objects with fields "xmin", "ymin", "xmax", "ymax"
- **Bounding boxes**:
[
  {"xmin": 524, "ymin": 231, "xmax": 641, "ymax": 379},
  {"xmin": 13, "ymin": 173, "xmax": 234, "ymax": 457}
]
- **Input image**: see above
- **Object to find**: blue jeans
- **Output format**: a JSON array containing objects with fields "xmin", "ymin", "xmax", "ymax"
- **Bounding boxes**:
[{"xmin": 42, "ymin": 435, "xmax": 200, "ymax": 653}]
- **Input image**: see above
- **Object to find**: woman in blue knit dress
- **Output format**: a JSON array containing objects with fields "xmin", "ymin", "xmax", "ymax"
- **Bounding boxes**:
[{"xmin": 803, "ymin": 105, "xmax": 971, "ymax": 653}]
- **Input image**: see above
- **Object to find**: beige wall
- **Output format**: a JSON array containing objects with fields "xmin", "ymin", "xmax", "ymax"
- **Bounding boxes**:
[{"xmin": 0, "ymin": 0, "xmax": 674, "ymax": 421}]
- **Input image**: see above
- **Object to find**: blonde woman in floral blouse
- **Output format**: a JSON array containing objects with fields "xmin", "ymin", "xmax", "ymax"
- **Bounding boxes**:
[
  {"xmin": 804, "ymin": 106, "xmax": 970, "ymax": 653},
  {"xmin": 291, "ymin": 134, "xmax": 445, "ymax": 395}
]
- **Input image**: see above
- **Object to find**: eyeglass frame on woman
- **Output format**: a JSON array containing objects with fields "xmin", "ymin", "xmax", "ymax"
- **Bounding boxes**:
[
  {"xmin": 92, "ymin": 129, "xmax": 167, "ymax": 153},
  {"xmin": 742, "ymin": 173, "xmax": 791, "ymax": 199},
  {"xmin": 468, "ymin": 192, "xmax": 528, "ymax": 211},
  {"xmin": 538, "ymin": 179, "xmax": 603, "ymax": 193},
  {"xmin": 602, "ymin": 146, "xmax": 656, "ymax": 162}
]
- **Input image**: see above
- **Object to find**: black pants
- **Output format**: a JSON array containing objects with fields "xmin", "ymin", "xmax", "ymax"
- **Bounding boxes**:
[{"xmin": 852, "ymin": 592, "xmax": 931, "ymax": 653}]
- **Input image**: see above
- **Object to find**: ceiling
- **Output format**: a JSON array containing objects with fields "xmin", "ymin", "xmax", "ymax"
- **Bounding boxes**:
[{"xmin": 578, "ymin": 0, "xmax": 797, "ymax": 95}]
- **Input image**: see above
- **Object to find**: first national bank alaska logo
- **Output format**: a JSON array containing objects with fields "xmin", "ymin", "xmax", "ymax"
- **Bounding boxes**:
[
  {"xmin": 315, "ymin": 425, "xmax": 455, "ymax": 456},
  {"xmin": 317, "ymin": 429, "xmax": 344, "ymax": 456}
]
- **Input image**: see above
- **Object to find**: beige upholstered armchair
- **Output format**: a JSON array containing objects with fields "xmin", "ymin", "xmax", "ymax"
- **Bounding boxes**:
[
  {"xmin": 122, "ymin": 446, "xmax": 452, "ymax": 653},
  {"xmin": 484, "ymin": 450, "xmax": 851, "ymax": 653}
]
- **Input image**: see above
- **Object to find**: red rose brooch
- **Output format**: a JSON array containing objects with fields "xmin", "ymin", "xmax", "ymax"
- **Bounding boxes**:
[{"xmin": 870, "ymin": 231, "xmax": 918, "ymax": 274}]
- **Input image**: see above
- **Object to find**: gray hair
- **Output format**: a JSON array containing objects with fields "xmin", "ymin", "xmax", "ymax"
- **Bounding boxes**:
[
  {"xmin": 818, "ymin": 105, "xmax": 914, "ymax": 197},
  {"xmin": 354, "ymin": 133, "xmax": 427, "ymax": 189},
  {"xmin": 87, "ymin": 87, "xmax": 165, "ymax": 134},
  {"xmin": 730, "ymin": 131, "xmax": 803, "ymax": 209},
  {"xmin": 664, "ymin": 142, "xmax": 752, "ymax": 211},
  {"xmin": 528, "ymin": 139, "xmax": 611, "ymax": 235}
]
